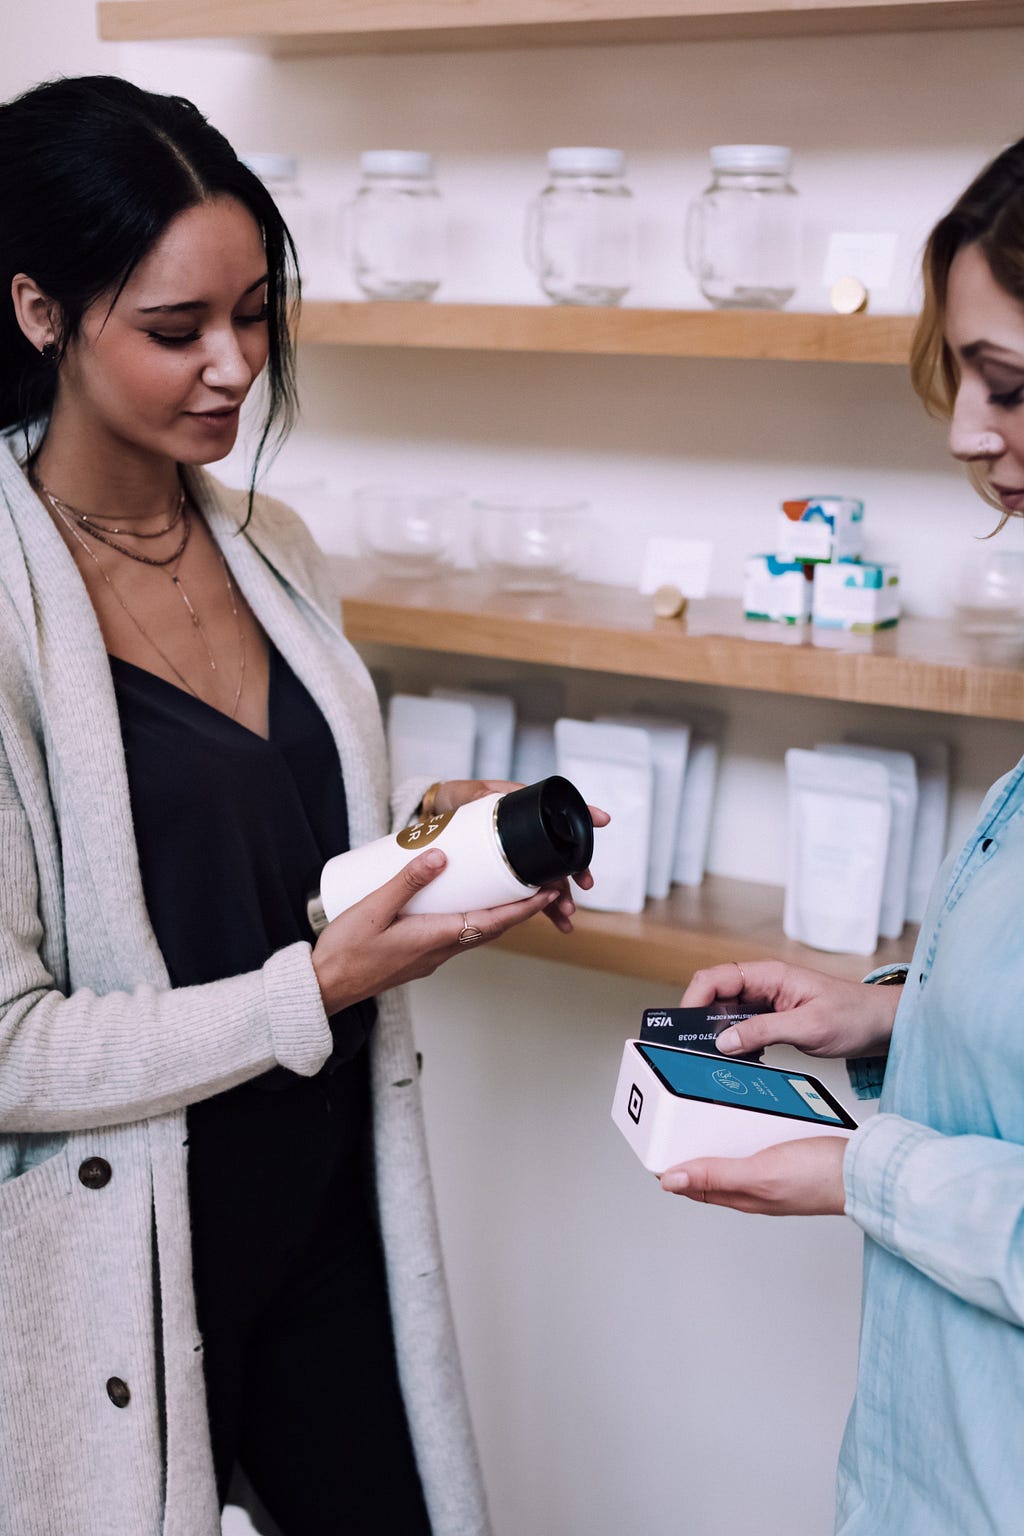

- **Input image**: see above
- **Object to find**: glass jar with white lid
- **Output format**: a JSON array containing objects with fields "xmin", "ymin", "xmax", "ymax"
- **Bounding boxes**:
[
  {"xmin": 525, "ymin": 147, "xmax": 637, "ymax": 307},
  {"xmin": 686, "ymin": 145, "xmax": 800, "ymax": 310},
  {"xmin": 241, "ymin": 153, "xmax": 310, "ymax": 291},
  {"xmin": 347, "ymin": 150, "xmax": 446, "ymax": 302}
]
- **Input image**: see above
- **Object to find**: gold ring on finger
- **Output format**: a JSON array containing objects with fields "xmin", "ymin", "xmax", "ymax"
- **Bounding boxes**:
[{"xmin": 458, "ymin": 913, "xmax": 484, "ymax": 946}]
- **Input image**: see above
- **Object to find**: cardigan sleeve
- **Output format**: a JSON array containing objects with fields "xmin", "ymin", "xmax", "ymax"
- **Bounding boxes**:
[{"xmin": 0, "ymin": 749, "xmax": 333, "ymax": 1133}]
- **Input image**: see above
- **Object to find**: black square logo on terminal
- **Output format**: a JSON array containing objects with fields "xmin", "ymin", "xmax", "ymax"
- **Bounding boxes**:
[{"xmin": 628, "ymin": 1084, "xmax": 643, "ymax": 1124}]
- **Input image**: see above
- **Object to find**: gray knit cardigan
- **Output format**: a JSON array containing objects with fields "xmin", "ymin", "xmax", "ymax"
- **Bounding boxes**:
[{"xmin": 0, "ymin": 429, "xmax": 489, "ymax": 1536}]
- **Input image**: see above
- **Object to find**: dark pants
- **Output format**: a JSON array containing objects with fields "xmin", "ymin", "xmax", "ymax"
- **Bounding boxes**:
[{"xmin": 187, "ymin": 1051, "xmax": 432, "ymax": 1536}]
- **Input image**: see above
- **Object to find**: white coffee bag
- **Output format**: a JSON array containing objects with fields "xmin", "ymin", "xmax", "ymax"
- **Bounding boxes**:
[
  {"xmin": 672, "ymin": 733, "xmax": 721, "ymax": 888},
  {"xmin": 845, "ymin": 736, "xmax": 950, "ymax": 925},
  {"xmin": 905, "ymin": 740, "xmax": 951, "ymax": 923},
  {"xmin": 512, "ymin": 723, "xmax": 558, "ymax": 786},
  {"xmin": 817, "ymin": 744, "xmax": 918, "ymax": 939},
  {"xmin": 555, "ymin": 718, "xmax": 653, "ymax": 914},
  {"xmin": 431, "ymin": 687, "xmax": 517, "ymax": 781},
  {"xmin": 597, "ymin": 714, "xmax": 691, "ymax": 899},
  {"xmin": 784, "ymin": 748, "xmax": 891, "ymax": 955},
  {"xmin": 387, "ymin": 694, "xmax": 476, "ymax": 794}
]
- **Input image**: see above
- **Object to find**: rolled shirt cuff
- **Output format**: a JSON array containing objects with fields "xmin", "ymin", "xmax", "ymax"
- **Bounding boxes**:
[{"xmin": 842, "ymin": 1111, "xmax": 935, "ymax": 1241}]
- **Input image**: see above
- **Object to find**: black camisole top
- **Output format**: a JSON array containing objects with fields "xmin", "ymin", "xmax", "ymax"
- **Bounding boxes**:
[
  {"xmin": 109, "ymin": 645, "xmax": 380, "ymax": 1210},
  {"xmin": 110, "ymin": 645, "xmax": 368, "ymax": 1033},
  {"xmin": 110, "ymin": 647, "xmax": 377, "ymax": 1289}
]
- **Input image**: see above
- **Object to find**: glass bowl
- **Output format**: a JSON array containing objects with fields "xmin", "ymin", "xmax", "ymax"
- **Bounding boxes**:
[
  {"xmin": 472, "ymin": 496, "xmax": 587, "ymax": 593},
  {"xmin": 353, "ymin": 486, "xmax": 459, "ymax": 578},
  {"xmin": 951, "ymin": 548, "xmax": 1024, "ymax": 657}
]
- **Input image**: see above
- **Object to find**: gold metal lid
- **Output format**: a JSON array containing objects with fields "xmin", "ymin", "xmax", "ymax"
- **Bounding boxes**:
[
  {"xmin": 653, "ymin": 583, "xmax": 688, "ymax": 619},
  {"xmin": 830, "ymin": 275, "xmax": 869, "ymax": 315}
]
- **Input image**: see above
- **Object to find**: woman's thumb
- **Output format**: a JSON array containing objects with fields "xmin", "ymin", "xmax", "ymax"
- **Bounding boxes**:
[{"xmin": 374, "ymin": 848, "xmax": 448, "ymax": 917}]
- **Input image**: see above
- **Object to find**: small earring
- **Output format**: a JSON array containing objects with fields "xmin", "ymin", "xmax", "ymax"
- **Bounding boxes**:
[{"xmin": 40, "ymin": 342, "xmax": 59, "ymax": 363}]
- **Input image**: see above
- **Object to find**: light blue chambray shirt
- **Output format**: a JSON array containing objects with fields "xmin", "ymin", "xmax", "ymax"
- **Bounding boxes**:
[{"xmin": 836, "ymin": 752, "xmax": 1024, "ymax": 1534}]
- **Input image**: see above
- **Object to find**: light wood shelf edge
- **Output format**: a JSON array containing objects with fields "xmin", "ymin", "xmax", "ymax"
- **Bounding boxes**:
[
  {"xmin": 335, "ymin": 564, "xmax": 1024, "ymax": 722},
  {"xmin": 98, "ymin": 0, "xmax": 1024, "ymax": 50},
  {"xmin": 299, "ymin": 302, "xmax": 916, "ymax": 365},
  {"xmin": 491, "ymin": 873, "xmax": 914, "ymax": 984}
]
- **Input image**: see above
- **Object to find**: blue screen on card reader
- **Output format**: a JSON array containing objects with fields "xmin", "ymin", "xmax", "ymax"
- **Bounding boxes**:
[{"xmin": 636, "ymin": 1043, "xmax": 852, "ymax": 1126}]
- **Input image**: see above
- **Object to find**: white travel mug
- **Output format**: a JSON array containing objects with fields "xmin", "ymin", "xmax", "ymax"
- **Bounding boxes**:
[{"xmin": 309, "ymin": 775, "xmax": 594, "ymax": 932}]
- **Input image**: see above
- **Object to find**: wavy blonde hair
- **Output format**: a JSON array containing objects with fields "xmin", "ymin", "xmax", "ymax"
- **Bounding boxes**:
[{"xmin": 910, "ymin": 137, "xmax": 1024, "ymax": 526}]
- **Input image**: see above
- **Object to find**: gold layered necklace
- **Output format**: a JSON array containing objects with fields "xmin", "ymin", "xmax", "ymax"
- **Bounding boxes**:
[{"xmin": 33, "ymin": 475, "xmax": 247, "ymax": 718}]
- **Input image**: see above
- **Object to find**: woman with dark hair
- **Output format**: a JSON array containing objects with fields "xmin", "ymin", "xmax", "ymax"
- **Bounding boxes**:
[
  {"xmin": 0, "ymin": 75, "xmax": 595, "ymax": 1536},
  {"xmin": 657, "ymin": 143, "xmax": 1024, "ymax": 1534}
]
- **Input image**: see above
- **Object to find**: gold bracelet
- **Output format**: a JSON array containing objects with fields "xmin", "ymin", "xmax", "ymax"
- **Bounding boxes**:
[{"xmin": 419, "ymin": 781, "xmax": 442, "ymax": 819}]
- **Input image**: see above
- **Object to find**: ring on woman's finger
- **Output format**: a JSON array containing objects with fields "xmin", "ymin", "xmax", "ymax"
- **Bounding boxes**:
[{"xmin": 458, "ymin": 913, "xmax": 484, "ymax": 946}]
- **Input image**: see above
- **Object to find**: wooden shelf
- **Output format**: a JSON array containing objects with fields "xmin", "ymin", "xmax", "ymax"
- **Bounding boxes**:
[
  {"xmin": 98, "ymin": 0, "xmax": 1024, "ymax": 52},
  {"xmin": 334, "ymin": 561, "xmax": 1024, "ymax": 722},
  {"xmin": 336, "ymin": 563, "xmax": 930, "ymax": 982},
  {"xmin": 299, "ymin": 302, "xmax": 915, "ymax": 365},
  {"xmin": 493, "ymin": 873, "xmax": 913, "ymax": 982}
]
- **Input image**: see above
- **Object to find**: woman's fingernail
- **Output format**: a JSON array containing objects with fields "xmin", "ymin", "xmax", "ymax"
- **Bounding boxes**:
[
  {"xmin": 423, "ymin": 850, "xmax": 445, "ymax": 870},
  {"xmin": 716, "ymin": 1028, "xmax": 739, "ymax": 1053},
  {"xmin": 545, "ymin": 889, "xmax": 560, "ymax": 904},
  {"xmin": 663, "ymin": 1171, "xmax": 689, "ymax": 1191}
]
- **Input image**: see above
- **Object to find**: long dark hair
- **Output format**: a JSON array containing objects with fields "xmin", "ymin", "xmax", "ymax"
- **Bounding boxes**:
[{"xmin": 0, "ymin": 75, "xmax": 300, "ymax": 517}]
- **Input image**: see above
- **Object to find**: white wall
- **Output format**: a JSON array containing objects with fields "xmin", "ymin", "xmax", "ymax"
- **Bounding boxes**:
[{"xmin": 6, "ymin": 11, "xmax": 1024, "ymax": 1535}]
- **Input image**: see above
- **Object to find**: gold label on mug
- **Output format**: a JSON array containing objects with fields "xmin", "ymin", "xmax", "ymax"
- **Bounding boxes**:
[{"xmin": 396, "ymin": 809, "xmax": 455, "ymax": 850}]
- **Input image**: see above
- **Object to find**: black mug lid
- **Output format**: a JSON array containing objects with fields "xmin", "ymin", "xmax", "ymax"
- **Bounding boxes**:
[{"xmin": 496, "ymin": 775, "xmax": 594, "ymax": 886}]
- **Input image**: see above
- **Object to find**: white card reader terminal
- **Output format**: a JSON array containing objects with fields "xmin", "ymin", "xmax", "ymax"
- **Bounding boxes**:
[{"xmin": 612, "ymin": 1040, "xmax": 858, "ymax": 1175}]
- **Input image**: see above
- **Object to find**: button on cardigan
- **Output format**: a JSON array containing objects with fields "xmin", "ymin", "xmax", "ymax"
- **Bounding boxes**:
[{"xmin": 0, "ymin": 429, "xmax": 489, "ymax": 1536}]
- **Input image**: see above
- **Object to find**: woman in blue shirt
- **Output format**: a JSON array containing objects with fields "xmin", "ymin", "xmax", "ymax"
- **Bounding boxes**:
[{"xmin": 661, "ymin": 139, "xmax": 1024, "ymax": 1535}]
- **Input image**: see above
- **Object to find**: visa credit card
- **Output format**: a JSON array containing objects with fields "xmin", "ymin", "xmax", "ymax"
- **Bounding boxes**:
[{"xmin": 639, "ymin": 1002, "xmax": 772, "ymax": 1062}]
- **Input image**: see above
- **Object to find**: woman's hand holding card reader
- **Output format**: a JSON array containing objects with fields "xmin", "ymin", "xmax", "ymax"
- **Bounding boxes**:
[{"xmin": 611, "ymin": 1040, "xmax": 857, "ymax": 1175}]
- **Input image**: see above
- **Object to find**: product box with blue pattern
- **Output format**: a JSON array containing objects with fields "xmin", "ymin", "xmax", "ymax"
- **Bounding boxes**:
[
  {"xmin": 776, "ymin": 495, "xmax": 864, "ymax": 564},
  {"xmin": 743, "ymin": 554, "xmax": 813, "ymax": 624},
  {"xmin": 812, "ymin": 559, "xmax": 901, "ymax": 632}
]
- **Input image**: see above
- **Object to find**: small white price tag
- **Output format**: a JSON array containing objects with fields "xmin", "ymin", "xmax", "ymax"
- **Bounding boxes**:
[
  {"xmin": 638, "ymin": 538, "xmax": 713, "ymax": 598},
  {"xmin": 823, "ymin": 232, "xmax": 898, "ymax": 291}
]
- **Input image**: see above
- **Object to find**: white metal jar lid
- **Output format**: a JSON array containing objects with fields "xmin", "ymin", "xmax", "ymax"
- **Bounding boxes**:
[
  {"xmin": 547, "ymin": 146, "xmax": 626, "ymax": 176},
  {"xmin": 240, "ymin": 152, "xmax": 299, "ymax": 182},
  {"xmin": 709, "ymin": 144, "xmax": 793, "ymax": 175},
  {"xmin": 360, "ymin": 149, "xmax": 435, "ymax": 178}
]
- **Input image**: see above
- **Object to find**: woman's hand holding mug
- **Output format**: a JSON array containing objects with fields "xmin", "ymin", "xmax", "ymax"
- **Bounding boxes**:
[{"xmin": 426, "ymin": 778, "xmax": 611, "ymax": 935}]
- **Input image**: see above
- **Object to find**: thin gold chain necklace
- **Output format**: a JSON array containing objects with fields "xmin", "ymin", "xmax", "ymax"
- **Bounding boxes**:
[
  {"xmin": 42, "ymin": 483, "xmax": 186, "ymax": 542},
  {"xmin": 41, "ymin": 488, "xmax": 247, "ymax": 717},
  {"xmin": 37, "ymin": 480, "xmax": 189, "ymax": 567}
]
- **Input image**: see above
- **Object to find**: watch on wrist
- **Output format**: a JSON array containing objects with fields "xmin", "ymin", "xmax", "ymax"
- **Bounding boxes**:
[
  {"xmin": 418, "ymin": 781, "xmax": 442, "ymax": 820},
  {"xmin": 862, "ymin": 965, "xmax": 908, "ymax": 986}
]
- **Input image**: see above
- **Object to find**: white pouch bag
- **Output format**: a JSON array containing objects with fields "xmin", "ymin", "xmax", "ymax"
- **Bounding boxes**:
[
  {"xmin": 905, "ymin": 740, "xmax": 950, "ymax": 923},
  {"xmin": 387, "ymin": 694, "xmax": 476, "ymax": 794},
  {"xmin": 512, "ymin": 723, "xmax": 558, "ymax": 786},
  {"xmin": 816, "ymin": 744, "xmax": 918, "ymax": 939},
  {"xmin": 596, "ymin": 714, "xmax": 690, "ymax": 899},
  {"xmin": 555, "ymin": 718, "xmax": 653, "ymax": 914},
  {"xmin": 431, "ymin": 687, "xmax": 517, "ymax": 781},
  {"xmin": 784, "ymin": 748, "xmax": 891, "ymax": 956},
  {"xmin": 845, "ymin": 736, "xmax": 950, "ymax": 925},
  {"xmin": 672, "ymin": 732, "xmax": 721, "ymax": 888}
]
